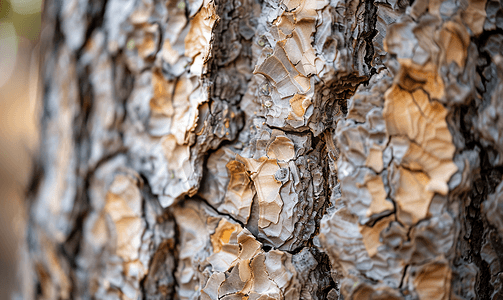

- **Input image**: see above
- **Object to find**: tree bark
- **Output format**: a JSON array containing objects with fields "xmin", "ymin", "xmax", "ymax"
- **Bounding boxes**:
[{"xmin": 26, "ymin": 0, "xmax": 503, "ymax": 299}]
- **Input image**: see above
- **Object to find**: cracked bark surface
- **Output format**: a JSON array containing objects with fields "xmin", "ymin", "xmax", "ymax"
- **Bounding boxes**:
[{"xmin": 25, "ymin": 0, "xmax": 503, "ymax": 299}]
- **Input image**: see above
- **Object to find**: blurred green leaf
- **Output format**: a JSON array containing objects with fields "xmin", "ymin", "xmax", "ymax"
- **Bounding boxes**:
[
  {"xmin": 12, "ymin": 11, "xmax": 41, "ymax": 41},
  {"xmin": 0, "ymin": 0, "xmax": 13, "ymax": 21}
]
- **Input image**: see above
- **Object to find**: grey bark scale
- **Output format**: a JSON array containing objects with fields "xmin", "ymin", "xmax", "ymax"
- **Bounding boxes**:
[{"xmin": 25, "ymin": 0, "xmax": 503, "ymax": 299}]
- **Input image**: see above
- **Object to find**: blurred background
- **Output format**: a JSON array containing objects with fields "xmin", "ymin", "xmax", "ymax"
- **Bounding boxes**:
[{"xmin": 0, "ymin": 0, "xmax": 42, "ymax": 298}]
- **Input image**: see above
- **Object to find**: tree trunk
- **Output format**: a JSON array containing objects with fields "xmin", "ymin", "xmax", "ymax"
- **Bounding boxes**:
[{"xmin": 26, "ymin": 0, "xmax": 503, "ymax": 299}]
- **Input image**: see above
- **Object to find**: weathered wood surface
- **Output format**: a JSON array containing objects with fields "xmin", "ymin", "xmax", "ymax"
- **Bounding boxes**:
[{"xmin": 26, "ymin": 0, "xmax": 503, "ymax": 299}]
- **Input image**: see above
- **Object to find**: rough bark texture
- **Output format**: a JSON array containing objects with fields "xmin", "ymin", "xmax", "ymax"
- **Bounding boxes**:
[{"xmin": 26, "ymin": 0, "xmax": 503, "ymax": 299}]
